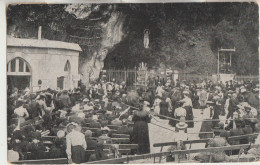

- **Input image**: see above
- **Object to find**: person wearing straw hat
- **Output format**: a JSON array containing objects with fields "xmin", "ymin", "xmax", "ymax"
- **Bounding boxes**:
[
  {"xmin": 166, "ymin": 122, "xmax": 188, "ymax": 162},
  {"xmin": 174, "ymin": 102, "xmax": 186, "ymax": 126},
  {"xmin": 59, "ymin": 90, "xmax": 71, "ymax": 109}
]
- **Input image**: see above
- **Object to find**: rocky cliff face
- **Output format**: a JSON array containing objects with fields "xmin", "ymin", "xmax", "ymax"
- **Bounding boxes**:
[{"xmin": 79, "ymin": 12, "xmax": 126, "ymax": 84}]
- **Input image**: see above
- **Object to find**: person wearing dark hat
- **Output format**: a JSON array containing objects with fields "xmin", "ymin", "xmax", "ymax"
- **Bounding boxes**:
[
  {"xmin": 26, "ymin": 94, "xmax": 41, "ymax": 119},
  {"xmin": 59, "ymin": 90, "xmax": 71, "ymax": 109},
  {"xmin": 159, "ymin": 93, "xmax": 169, "ymax": 119},
  {"xmin": 85, "ymin": 130, "xmax": 97, "ymax": 150},
  {"xmin": 37, "ymin": 94, "xmax": 51, "ymax": 117},
  {"xmin": 29, "ymin": 132, "xmax": 46, "ymax": 159},
  {"xmin": 98, "ymin": 128, "xmax": 112, "ymax": 145},
  {"xmin": 206, "ymin": 131, "xmax": 230, "ymax": 162},
  {"xmin": 66, "ymin": 123, "xmax": 87, "ymax": 164},
  {"xmin": 226, "ymin": 93, "xmax": 239, "ymax": 123},
  {"xmin": 88, "ymin": 142, "xmax": 108, "ymax": 162},
  {"xmin": 117, "ymin": 119, "xmax": 130, "ymax": 134}
]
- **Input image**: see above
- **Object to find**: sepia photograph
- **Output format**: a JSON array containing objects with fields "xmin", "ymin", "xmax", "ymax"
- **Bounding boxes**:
[{"xmin": 4, "ymin": 0, "xmax": 260, "ymax": 164}]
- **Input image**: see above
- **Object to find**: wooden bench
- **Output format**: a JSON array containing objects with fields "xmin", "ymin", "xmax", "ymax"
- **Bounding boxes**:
[
  {"xmin": 42, "ymin": 136, "xmax": 130, "ymax": 145},
  {"xmin": 11, "ymin": 158, "xmax": 68, "ymax": 164},
  {"xmin": 103, "ymin": 144, "xmax": 138, "ymax": 150},
  {"xmin": 111, "ymin": 138, "xmax": 130, "ymax": 144},
  {"xmin": 153, "ymin": 139, "xmax": 210, "ymax": 163},
  {"xmin": 107, "ymin": 125, "xmax": 121, "ymax": 130},
  {"xmin": 12, "ymin": 143, "xmax": 259, "ymax": 164},
  {"xmin": 86, "ymin": 144, "xmax": 260, "ymax": 164},
  {"xmin": 21, "ymin": 149, "xmax": 132, "ymax": 161},
  {"xmin": 153, "ymin": 139, "xmax": 209, "ymax": 148},
  {"xmin": 111, "ymin": 134, "xmax": 130, "ymax": 138},
  {"xmin": 228, "ymin": 133, "xmax": 258, "ymax": 142}
]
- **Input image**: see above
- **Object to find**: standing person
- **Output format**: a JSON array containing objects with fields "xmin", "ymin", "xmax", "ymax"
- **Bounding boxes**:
[
  {"xmin": 66, "ymin": 123, "xmax": 87, "ymax": 164},
  {"xmin": 199, "ymin": 104, "xmax": 214, "ymax": 139},
  {"xmin": 13, "ymin": 99, "xmax": 29, "ymax": 124},
  {"xmin": 59, "ymin": 90, "xmax": 71, "ymax": 109},
  {"xmin": 159, "ymin": 94, "xmax": 169, "ymax": 119},
  {"xmin": 180, "ymin": 91, "xmax": 194, "ymax": 128},
  {"xmin": 174, "ymin": 102, "xmax": 186, "ymax": 126},
  {"xmin": 153, "ymin": 95, "xmax": 161, "ymax": 115},
  {"xmin": 169, "ymin": 88, "xmax": 182, "ymax": 126},
  {"xmin": 156, "ymin": 82, "xmax": 164, "ymax": 97},
  {"xmin": 199, "ymin": 87, "xmax": 208, "ymax": 109},
  {"xmin": 132, "ymin": 104, "xmax": 151, "ymax": 154},
  {"xmin": 226, "ymin": 93, "xmax": 239, "ymax": 123}
]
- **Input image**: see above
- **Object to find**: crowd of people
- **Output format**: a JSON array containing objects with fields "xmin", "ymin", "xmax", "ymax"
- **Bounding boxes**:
[{"xmin": 7, "ymin": 77, "xmax": 260, "ymax": 163}]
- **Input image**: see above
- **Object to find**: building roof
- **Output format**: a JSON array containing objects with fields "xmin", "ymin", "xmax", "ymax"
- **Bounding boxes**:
[{"xmin": 7, "ymin": 36, "xmax": 82, "ymax": 52}]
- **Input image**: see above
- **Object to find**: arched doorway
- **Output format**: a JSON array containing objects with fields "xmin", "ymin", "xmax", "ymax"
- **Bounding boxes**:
[{"xmin": 7, "ymin": 57, "xmax": 31, "ymax": 90}]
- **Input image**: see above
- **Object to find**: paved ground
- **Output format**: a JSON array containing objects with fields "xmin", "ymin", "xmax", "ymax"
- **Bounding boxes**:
[{"xmin": 130, "ymin": 107, "xmax": 229, "ymax": 163}]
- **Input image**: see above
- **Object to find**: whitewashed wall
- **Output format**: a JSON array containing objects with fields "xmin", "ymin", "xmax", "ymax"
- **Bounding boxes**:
[{"xmin": 7, "ymin": 47, "xmax": 80, "ymax": 90}]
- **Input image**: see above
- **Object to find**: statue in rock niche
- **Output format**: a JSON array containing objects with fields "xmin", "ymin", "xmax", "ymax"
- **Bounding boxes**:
[{"xmin": 144, "ymin": 29, "xmax": 150, "ymax": 49}]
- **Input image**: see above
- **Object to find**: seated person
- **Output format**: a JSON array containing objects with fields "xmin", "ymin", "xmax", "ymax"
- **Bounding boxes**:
[
  {"xmin": 117, "ymin": 119, "xmax": 130, "ymax": 134},
  {"xmin": 98, "ymin": 129, "xmax": 112, "ymax": 144},
  {"xmin": 85, "ymin": 130, "xmax": 98, "ymax": 150},
  {"xmin": 7, "ymin": 144, "xmax": 19, "ymax": 162},
  {"xmin": 111, "ymin": 118, "xmax": 123, "ymax": 126},
  {"xmin": 107, "ymin": 144, "xmax": 122, "ymax": 159},
  {"xmin": 166, "ymin": 122, "xmax": 188, "ymax": 162},
  {"xmin": 88, "ymin": 143, "xmax": 109, "ymax": 162},
  {"xmin": 194, "ymin": 131, "xmax": 230, "ymax": 162}
]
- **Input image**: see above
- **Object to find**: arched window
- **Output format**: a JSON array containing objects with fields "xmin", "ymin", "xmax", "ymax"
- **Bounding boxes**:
[
  {"xmin": 7, "ymin": 57, "xmax": 31, "ymax": 76},
  {"xmin": 64, "ymin": 60, "xmax": 71, "ymax": 72}
]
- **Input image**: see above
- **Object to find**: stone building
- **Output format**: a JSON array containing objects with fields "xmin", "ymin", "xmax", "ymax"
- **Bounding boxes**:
[{"xmin": 7, "ymin": 36, "xmax": 82, "ymax": 91}]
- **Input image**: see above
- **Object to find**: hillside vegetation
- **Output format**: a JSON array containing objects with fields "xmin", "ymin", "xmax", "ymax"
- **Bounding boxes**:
[{"xmin": 7, "ymin": 3, "xmax": 259, "ymax": 77}]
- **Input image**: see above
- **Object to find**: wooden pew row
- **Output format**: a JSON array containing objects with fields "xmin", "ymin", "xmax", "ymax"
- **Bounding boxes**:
[
  {"xmin": 111, "ymin": 134, "xmax": 130, "ymax": 138},
  {"xmin": 227, "ymin": 133, "xmax": 258, "ymax": 141},
  {"xmin": 13, "ymin": 149, "xmax": 132, "ymax": 164},
  {"xmin": 42, "ymin": 136, "xmax": 130, "ymax": 144},
  {"xmin": 53, "ymin": 127, "xmax": 119, "ymax": 135},
  {"xmin": 11, "ymin": 144, "xmax": 259, "ymax": 164},
  {"xmin": 153, "ymin": 139, "xmax": 209, "ymax": 148},
  {"xmin": 11, "ymin": 158, "xmax": 68, "ymax": 164},
  {"xmin": 86, "ymin": 144, "xmax": 260, "ymax": 164},
  {"xmin": 107, "ymin": 123, "xmax": 134, "ymax": 130},
  {"xmin": 153, "ymin": 134, "xmax": 259, "ymax": 148},
  {"xmin": 25, "ymin": 149, "xmax": 131, "ymax": 156},
  {"xmin": 103, "ymin": 144, "xmax": 138, "ymax": 150}
]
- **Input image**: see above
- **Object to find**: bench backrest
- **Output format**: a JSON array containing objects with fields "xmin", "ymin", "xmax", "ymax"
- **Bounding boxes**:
[{"xmin": 153, "ymin": 139, "xmax": 209, "ymax": 147}]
